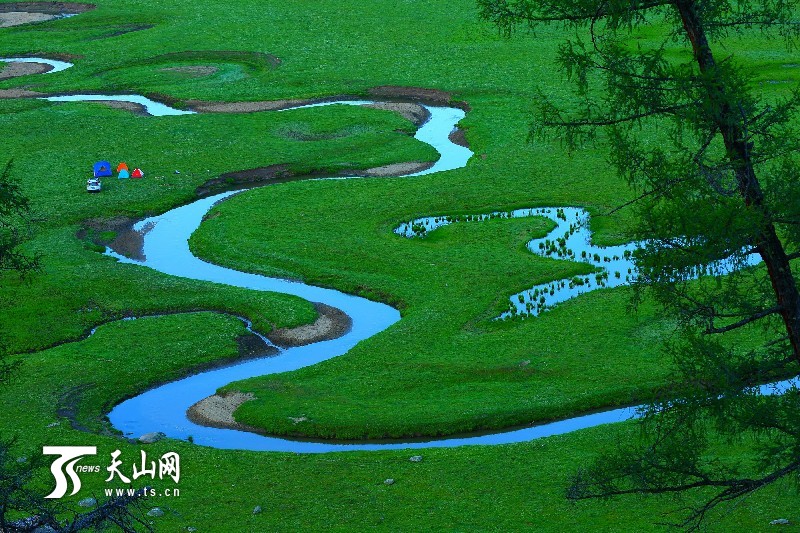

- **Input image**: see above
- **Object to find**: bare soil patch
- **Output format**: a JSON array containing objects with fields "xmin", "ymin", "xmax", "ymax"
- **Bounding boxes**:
[
  {"xmin": 363, "ymin": 102, "xmax": 430, "ymax": 126},
  {"xmin": 187, "ymin": 391, "xmax": 258, "ymax": 432},
  {"xmin": 352, "ymin": 161, "xmax": 434, "ymax": 177},
  {"xmin": 195, "ymin": 159, "xmax": 435, "ymax": 197},
  {"xmin": 92, "ymin": 100, "xmax": 149, "ymax": 116},
  {"xmin": 0, "ymin": 11, "xmax": 57, "ymax": 26},
  {"xmin": 0, "ymin": 60, "xmax": 52, "ymax": 79},
  {"xmin": 448, "ymin": 127, "xmax": 470, "ymax": 148},
  {"xmin": 0, "ymin": 1, "xmax": 92, "ymax": 25},
  {"xmin": 185, "ymin": 98, "xmax": 316, "ymax": 113},
  {"xmin": 186, "ymin": 88, "xmax": 463, "ymax": 118},
  {"xmin": 268, "ymin": 303, "xmax": 352, "ymax": 347},
  {"xmin": 367, "ymin": 85, "xmax": 470, "ymax": 111},
  {"xmin": 195, "ymin": 164, "xmax": 295, "ymax": 197},
  {"xmin": 0, "ymin": 2, "xmax": 95, "ymax": 14},
  {"xmin": 0, "ymin": 88, "xmax": 45, "ymax": 98},
  {"xmin": 78, "ymin": 216, "xmax": 151, "ymax": 261}
]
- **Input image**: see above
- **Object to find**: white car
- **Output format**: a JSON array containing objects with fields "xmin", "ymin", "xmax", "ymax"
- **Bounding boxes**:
[{"xmin": 87, "ymin": 178, "xmax": 102, "ymax": 193}]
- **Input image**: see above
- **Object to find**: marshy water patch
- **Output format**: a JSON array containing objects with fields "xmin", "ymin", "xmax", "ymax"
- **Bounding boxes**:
[{"xmin": 397, "ymin": 207, "xmax": 762, "ymax": 319}]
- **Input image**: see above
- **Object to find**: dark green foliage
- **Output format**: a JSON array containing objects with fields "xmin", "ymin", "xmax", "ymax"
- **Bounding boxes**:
[
  {"xmin": 0, "ymin": 160, "xmax": 37, "ymax": 390},
  {"xmin": 0, "ymin": 161, "xmax": 37, "ymax": 277},
  {"xmin": 0, "ymin": 162, "xmax": 151, "ymax": 530},
  {"xmin": 478, "ymin": 0, "xmax": 800, "ymax": 527}
]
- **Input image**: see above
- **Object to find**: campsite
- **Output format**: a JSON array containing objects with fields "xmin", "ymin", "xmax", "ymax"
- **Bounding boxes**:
[{"xmin": 0, "ymin": 0, "xmax": 799, "ymax": 531}]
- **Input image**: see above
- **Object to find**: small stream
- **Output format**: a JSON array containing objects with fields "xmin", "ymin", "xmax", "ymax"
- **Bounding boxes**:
[
  {"xmin": 44, "ymin": 94, "xmax": 196, "ymax": 116},
  {"xmin": 0, "ymin": 57, "xmax": 74, "ymax": 73}
]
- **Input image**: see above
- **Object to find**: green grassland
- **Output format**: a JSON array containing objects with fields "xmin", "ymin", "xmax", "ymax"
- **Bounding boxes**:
[
  {"xmin": 205, "ymin": 200, "xmax": 672, "ymax": 440},
  {"xmin": 2, "ymin": 312, "xmax": 795, "ymax": 531},
  {"xmin": 1, "ymin": 0, "xmax": 799, "ymax": 529},
  {"xmin": 0, "ymin": 95, "xmax": 434, "ymax": 353}
]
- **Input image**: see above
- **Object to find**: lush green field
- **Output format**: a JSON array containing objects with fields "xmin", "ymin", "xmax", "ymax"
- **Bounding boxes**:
[
  {"xmin": 1, "ymin": 0, "xmax": 799, "ymax": 529},
  {"xmin": 2, "ymin": 312, "xmax": 795, "ymax": 531},
  {"xmin": 0, "ymin": 88, "xmax": 434, "ymax": 353},
  {"xmin": 206, "ymin": 203, "xmax": 673, "ymax": 439}
]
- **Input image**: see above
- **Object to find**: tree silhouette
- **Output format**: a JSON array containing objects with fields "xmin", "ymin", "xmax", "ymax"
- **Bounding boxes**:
[
  {"xmin": 0, "ymin": 162, "xmax": 151, "ymax": 531},
  {"xmin": 479, "ymin": 0, "xmax": 800, "ymax": 527}
]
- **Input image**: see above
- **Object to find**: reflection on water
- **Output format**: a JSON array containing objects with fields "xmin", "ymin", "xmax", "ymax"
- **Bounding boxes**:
[{"xmin": 397, "ymin": 207, "xmax": 761, "ymax": 318}]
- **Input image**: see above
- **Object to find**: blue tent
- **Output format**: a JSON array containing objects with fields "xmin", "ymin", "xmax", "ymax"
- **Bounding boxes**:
[
  {"xmin": 93, "ymin": 161, "xmax": 112, "ymax": 178},
  {"xmin": 118, "ymin": 169, "xmax": 130, "ymax": 179}
]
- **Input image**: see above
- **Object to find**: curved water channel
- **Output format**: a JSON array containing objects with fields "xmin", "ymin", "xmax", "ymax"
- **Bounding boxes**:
[
  {"xmin": 6, "ymin": 57, "xmax": 797, "ymax": 452},
  {"xmin": 0, "ymin": 57, "xmax": 74, "ymax": 73}
]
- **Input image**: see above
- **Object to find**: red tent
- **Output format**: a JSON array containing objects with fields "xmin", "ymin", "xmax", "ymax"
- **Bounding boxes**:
[{"xmin": 131, "ymin": 168, "xmax": 144, "ymax": 179}]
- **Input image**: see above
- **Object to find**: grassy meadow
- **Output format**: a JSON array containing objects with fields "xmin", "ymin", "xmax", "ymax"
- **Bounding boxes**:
[{"xmin": 1, "ymin": 0, "xmax": 799, "ymax": 530}]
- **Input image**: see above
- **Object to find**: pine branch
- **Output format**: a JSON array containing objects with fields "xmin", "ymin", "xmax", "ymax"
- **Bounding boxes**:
[
  {"xmin": 483, "ymin": 0, "xmax": 800, "ymax": 529},
  {"xmin": 704, "ymin": 306, "xmax": 782, "ymax": 334},
  {"xmin": 571, "ymin": 459, "xmax": 800, "ymax": 501},
  {"xmin": 543, "ymin": 103, "xmax": 692, "ymax": 127},
  {"xmin": 60, "ymin": 488, "xmax": 153, "ymax": 532},
  {"xmin": 679, "ymin": 460, "xmax": 800, "ymax": 531},
  {"xmin": 478, "ymin": 0, "xmax": 673, "ymax": 31},
  {"xmin": 606, "ymin": 175, "xmax": 692, "ymax": 214}
]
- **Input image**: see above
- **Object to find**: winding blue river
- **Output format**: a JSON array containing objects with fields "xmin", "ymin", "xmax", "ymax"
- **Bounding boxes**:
[{"xmin": 8, "ymin": 56, "xmax": 796, "ymax": 452}]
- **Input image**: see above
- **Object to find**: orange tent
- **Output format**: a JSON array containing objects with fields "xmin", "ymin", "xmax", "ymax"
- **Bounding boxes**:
[
  {"xmin": 131, "ymin": 168, "xmax": 144, "ymax": 179},
  {"xmin": 117, "ymin": 162, "xmax": 129, "ymax": 172}
]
